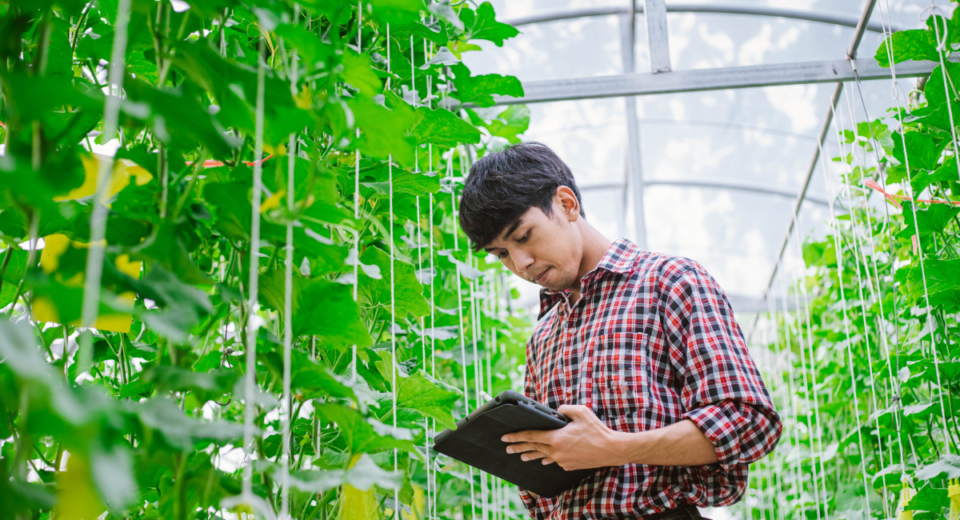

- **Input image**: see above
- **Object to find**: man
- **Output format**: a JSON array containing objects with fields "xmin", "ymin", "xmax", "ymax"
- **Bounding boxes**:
[{"xmin": 457, "ymin": 142, "xmax": 782, "ymax": 520}]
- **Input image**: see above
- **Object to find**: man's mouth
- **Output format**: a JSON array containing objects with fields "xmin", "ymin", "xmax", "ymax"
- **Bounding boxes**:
[{"xmin": 534, "ymin": 267, "xmax": 551, "ymax": 284}]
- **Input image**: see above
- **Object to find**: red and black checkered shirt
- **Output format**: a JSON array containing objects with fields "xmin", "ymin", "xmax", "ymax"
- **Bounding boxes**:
[{"xmin": 520, "ymin": 238, "xmax": 782, "ymax": 519}]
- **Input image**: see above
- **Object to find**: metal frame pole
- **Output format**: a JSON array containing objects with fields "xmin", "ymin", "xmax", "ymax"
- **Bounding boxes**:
[{"xmin": 620, "ymin": 2, "xmax": 649, "ymax": 249}]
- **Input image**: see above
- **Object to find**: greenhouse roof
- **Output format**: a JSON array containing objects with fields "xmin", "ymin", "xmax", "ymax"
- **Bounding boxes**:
[{"xmin": 461, "ymin": 0, "xmax": 930, "ymax": 316}]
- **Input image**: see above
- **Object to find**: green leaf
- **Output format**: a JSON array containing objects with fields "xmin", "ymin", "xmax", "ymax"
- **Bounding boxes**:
[
  {"xmin": 341, "ymin": 49, "xmax": 382, "ymax": 98},
  {"xmin": 912, "ymin": 160, "xmax": 960, "ymax": 195},
  {"xmin": 359, "ymin": 246, "xmax": 429, "ymax": 319},
  {"xmin": 905, "ymin": 484, "xmax": 949, "ymax": 515},
  {"xmin": 0, "ymin": 248, "xmax": 29, "ymax": 308},
  {"xmin": 365, "ymin": 162, "xmax": 440, "ymax": 197},
  {"xmin": 898, "ymin": 201, "xmax": 960, "ymax": 238},
  {"xmin": 314, "ymin": 403, "xmax": 416, "ymax": 454},
  {"xmin": 259, "ymin": 271, "xmax": 373, "ymax": 350},
  {"xmin": 289, "ymin": 453, "xmax": 403, "ymax": 492},
  {"xmin": 90, "ymin": 442, "xmax": 137, "ymax": 513},
  {"xmin": 475, "ymin": 105, "xmax": 529, "ymax": 144},
  {"xmin": 132, "ymin": 397, "xmax": 245, "ymax": 450},
  {"xmin": 915, "ymin": 454, "xmax": 960, "ymax": 480},
  {"xmin": 892, "ymin": 131, "xmax": 942, "ymax": 172},
  {"xmin": 449, "ymin": 63, "xmax": 523, "ymax": 107},
  {"xmin": 459, "ymin": 2, "xmax": 519, "ymax": 47},
  {"xmin": 143, "ymin": 366, "xmax": 239, "ymax": 400},
  {"xmin": 367, "ymin": 0, "xmax": 425, "ymax": 24},
  {"xmin": 377, "ymin": 351, "xmax": 460, "ymax": 430},
  {"xmin": 349, "ymin": 93, "xmax": 417, "ymax": 167},
  {"xmin": 875, "ymin": 29, "xmax": 938, "ymax": 67},
  {"xmin": 264, "ymin": 349, "xmax": 357, "ymax": 401},
  {"xmin": 411, "ymin": 106, "xmax": 481, "ymax": 147}
]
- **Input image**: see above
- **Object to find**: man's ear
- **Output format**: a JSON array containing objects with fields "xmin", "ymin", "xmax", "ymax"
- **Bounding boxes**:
[{"xmin": 555, "ymin": 186, "xmax": 581, "ymax": 222}]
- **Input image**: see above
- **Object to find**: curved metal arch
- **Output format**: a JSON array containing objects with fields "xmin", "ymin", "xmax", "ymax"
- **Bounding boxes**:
[
  {"xmin": 505, "ymin": 3, "xmax": 906, "ymax": 34},
  {"xmin": 578, "ymin": 179, "xmax": 832, "ymax": 206}
]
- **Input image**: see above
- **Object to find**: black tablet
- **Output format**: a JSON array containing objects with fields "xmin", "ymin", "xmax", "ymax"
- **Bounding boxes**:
[{"xmin": 432, "ymin": 390, "xmax": 598, "ymax": 498}]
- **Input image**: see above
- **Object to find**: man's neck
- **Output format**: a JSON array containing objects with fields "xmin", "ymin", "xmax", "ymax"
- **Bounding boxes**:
[{"xmin": 568, "ymin": 223, "xmax": 614, "ymax": 301}]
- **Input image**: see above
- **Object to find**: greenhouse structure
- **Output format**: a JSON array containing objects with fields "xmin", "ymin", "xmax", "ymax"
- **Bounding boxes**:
[{"xmin": 0, "ymin": 0, "xmax": 958, "ymax": 519}]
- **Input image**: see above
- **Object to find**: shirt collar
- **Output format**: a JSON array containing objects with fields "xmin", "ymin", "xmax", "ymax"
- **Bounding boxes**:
[{"xmin": 537, "ymin": 238, "xmax": 639, "ymax": 319}]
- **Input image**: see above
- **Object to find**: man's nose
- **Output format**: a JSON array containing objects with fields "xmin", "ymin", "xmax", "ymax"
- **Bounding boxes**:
[{"xmin": 513, "ymin": 249, "xmax": 535, "ymax": 273}]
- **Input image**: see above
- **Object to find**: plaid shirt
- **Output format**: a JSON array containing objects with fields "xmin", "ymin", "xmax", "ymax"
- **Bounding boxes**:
[{"xmin": 520, "ymin": 239, "xmax": 782, "ymax": 519}]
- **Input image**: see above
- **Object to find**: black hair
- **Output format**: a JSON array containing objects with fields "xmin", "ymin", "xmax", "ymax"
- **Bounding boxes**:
[{"xmin": 458, "ymin": 142, "xmax": 585, "ymax": 252}]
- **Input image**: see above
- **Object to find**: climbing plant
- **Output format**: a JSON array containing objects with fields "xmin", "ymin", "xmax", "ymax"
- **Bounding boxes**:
[
  {"xmin": 750, "ymin": 5, "xmax": 960, "ymax": 520},
  {"xmin": 0, "ymin": 0, "xmax": 535, "ymax": 518}
]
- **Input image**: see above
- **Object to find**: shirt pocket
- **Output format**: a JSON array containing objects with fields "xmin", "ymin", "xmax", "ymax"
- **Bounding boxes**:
[{"xmin": 592, "ymin": 332, "xmax": 649, "ymax": 431}]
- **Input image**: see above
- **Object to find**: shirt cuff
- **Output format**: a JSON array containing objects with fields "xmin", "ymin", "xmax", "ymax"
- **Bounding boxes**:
[
  {"xmin": 683, "ymin": 402, "xmax": 743, "ymax": 472},
  {"xmin": 518, "ymin": 488, "xmax": 539, "ymax": 519}
]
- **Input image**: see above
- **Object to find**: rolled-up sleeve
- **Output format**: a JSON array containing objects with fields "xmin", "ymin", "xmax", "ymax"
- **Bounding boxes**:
[{"xmin": 660, "ymin": 263, "xmax": 783, "ymax": 472}]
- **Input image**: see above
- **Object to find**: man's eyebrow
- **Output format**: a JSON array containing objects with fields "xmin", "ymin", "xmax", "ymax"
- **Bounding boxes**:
[{"xmin": 501, "ymin": 219, "xmax": 524, "ymax": 241}]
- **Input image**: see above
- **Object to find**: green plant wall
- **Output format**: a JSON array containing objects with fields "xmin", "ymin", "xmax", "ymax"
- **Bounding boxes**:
[
  {"xmin": 0, "ymin": 0, "xmax": 535, "ymax": 518},
  {"xmin": 748, "ymin": 8, "xmax": 960, "ymax": 520}
]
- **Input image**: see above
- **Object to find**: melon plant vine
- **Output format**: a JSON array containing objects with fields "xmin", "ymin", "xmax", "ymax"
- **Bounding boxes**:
[
  {"xmin": 750, "ymin": 7, "xmax": 960, "ymax": 520},
  {"xmin": 0, "ymin": 0, "xmax": 534, "ymax": 518}
]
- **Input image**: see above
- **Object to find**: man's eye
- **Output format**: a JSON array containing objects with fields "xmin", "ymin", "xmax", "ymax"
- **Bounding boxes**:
[
  {"xmin": 518, "ymin": 232, "xmax": 530, "ymax": 243},
  {"xmin": 498, "ymin": 250, "xmax": 509, "ymax": 259}
]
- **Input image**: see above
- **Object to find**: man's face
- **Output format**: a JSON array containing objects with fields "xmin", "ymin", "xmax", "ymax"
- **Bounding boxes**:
[{"xmin": 483, "ymin": 196, "xmax": 583, "ymax": 292}]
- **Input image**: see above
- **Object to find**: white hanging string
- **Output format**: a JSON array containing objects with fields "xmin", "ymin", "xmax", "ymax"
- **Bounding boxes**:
[
  {"xmin": 814, "ymin": 121, "xmax": 872, "ymax": 517},
  {"xmin": 80, "ymin": 0, "xmax": 131, "ymax": 343},
  {"xmin": 280, "ymin": 6, "xmax": 300, "ymax": 516},
  {"xmin": 834, "ymin": 80, "xmax": 903, "ymax": 514},
  {"xmin": 892, "ymin": 2, "xmax": 952, "ymax": 456},
  {"xmin": 839, "ymin": 77, "xmax": 906, "ymax": 472},
  {"xmin": 449, "ymin": 143, "xmax": 477, "ymax": 518},
  {"xmin": 776, "ymin": 275, "xmax": 804, "ymax": 515},
  {"xmin": 787, "ymin": 249, "xmax": 823, "ymax": 520},
  {"xmin": 351, "ymin": 0, "xmax": 362, "ymax": 384},
  {"xmin": 793, "ymin": 218, "xmax": 831, "ymax": 520},
  {"xmin": 219, "ymin": 36, "xmax": 276, "ymax": 520},
  {"xmin": 385, "ymin": 22, "xmax": 401, "ymax": 520}
]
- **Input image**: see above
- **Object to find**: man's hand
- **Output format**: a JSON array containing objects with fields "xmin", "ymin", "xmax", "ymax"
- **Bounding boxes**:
[{"xmin": 500, "ymin": 405, "xmax": 624, "ymax": 471}]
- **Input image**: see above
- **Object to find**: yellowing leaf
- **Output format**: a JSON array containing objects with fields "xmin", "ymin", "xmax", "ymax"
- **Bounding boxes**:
[
  {"xmin": 264, "ymin": 143, "xmax": 287, "ymax": 156},
  {"xmin": 55, "ymin": 454, "xmax": 106, "ymax": 520},
  {"xmin": 57, "ymin": 154, "xmax": 153, "ymax": 205},
  {"xmin": 260, "ymin": 189, "xmax": 286, "ymax": 213}
]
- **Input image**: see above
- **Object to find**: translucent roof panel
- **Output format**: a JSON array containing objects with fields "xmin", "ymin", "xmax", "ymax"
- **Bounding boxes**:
[{"xmin": 462, "ymin": 0, "xmax": 928, "ymax": 310}]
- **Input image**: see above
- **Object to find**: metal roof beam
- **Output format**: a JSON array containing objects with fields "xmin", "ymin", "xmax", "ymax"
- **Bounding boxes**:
[
  {"xmin": 492, "ymin": 58, "xmax": 933, "ymax": 106},
  {"xmin": 505, "ymin": 4, "xmax": 905, "ymax": 33}
]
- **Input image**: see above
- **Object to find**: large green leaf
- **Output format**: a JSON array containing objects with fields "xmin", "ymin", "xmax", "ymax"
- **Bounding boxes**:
[
  {"xmin": 289, "ymin": 453, "xmax": 403, "ymax": 492},
  {"xmin": 359, "ymin": 246, "xmax": 429, "ymax": 319},
  {"xmin": 313, "ymin": 403, "xmax": 415, "ymax": 455},
  {"xmin": 898, "ymin": 202, "xmax": 960, "ymax": 238},
  {"xmin": 375, "ymin": 352, "xmax": 460, "ymax": 430},
  {"xmin": 459, "ymin": 2, "xmax": 519, "ymax": 47},
  {"xmin": 449, "ymin": 63, "xmax": 523, "ymax": 107},
  {"xmin": 350, "ymin": 93, "xmax": 417, "ymax": 167},
  {"xmin": 132, "ymin": 397, "xmax": 245, "ymax": 450},
  {"xmin": 411, "ymin": 105, "xmax": 481, "ymax": 147},
  {"xmin": 259, "ymin": 270, "xmax": 373, "ymax": 350}
]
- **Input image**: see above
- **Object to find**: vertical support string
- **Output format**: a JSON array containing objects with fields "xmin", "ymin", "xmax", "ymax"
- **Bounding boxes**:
[
  {"xmin": 280, "ymin": 7, "xmax": 300, "ymax": 516},
  {"xmin": 242, "ymin": 36, "xmax": 266, "ymax": 504},
  {"xmin": 815, "ymin": 123, "xmax": 872, "ymax": 517},
  {"xmin": 80, "ymin": 0, "xmax": 132, "ymax": 343},
  {"xmin": 385, "ymin": 21, "xmax": 401, "ymax": 520},
  {"xmin": 351, "ymin": 0, "xmax": 362, "ymax": 384}
]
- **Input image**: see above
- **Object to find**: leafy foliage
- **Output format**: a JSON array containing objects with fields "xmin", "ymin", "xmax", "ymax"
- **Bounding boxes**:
[
  {"xmin": 757, "ymin": 12, "xmax": 960, "ymax": 520},
  {"xmin": 0, "ymin": 1, "xmax": 534, "ymax": 518}
]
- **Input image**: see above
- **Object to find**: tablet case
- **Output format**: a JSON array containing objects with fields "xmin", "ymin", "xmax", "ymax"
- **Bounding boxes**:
[{"xmin": 433, "ymin": 390, "xmax": 598, "ymax": 497}]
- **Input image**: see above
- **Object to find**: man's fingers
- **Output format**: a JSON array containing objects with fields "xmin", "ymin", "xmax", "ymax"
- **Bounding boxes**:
[
  {"xmin": 541, "ymin": 458, "xmax": 556, "ymax": 465},
  {"xmin": 505, "ymin": 442, "xmax": 542, "ymax": 454},
  {"xmin": 521, "ymin": 450, "xmax": 549, "ymax": 462},
  {"xmin": 502, "ymin": 430, "xmax": 550, "ymax": 444}
]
